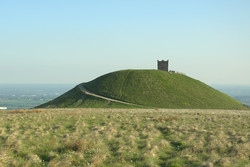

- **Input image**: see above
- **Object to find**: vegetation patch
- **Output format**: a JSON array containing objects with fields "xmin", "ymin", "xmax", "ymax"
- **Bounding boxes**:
[{"xmin": 0, "ymin": 108, "xmax": 249, "ymax": 166}]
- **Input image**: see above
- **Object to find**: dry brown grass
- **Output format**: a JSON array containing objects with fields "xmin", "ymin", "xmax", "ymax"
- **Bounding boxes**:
[
  {"xmin": 0, "ymin": 108, "xmax": 249, "ymax": 166},
  {"xmin": 7, "ymin": 108, "xmax": 46, "ymax": 114}
]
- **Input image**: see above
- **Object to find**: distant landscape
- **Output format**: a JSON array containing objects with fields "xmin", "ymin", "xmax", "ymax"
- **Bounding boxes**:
[
  {"xmin": 0, "ymin": 84, "xmax": 74, "ymax": 110},
  {"xmin": 211, "ymin": 84, "xmax": 250, "ymax": 107},
  {"xmin": 0, "ymin": 83, "xmax": 249, "ymax": 110}
]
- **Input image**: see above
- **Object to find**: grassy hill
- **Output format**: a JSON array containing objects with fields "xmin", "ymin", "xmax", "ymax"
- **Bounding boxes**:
[{"xmin": 37, "ymin": 70, "xmax": 248, "ymax": 109}]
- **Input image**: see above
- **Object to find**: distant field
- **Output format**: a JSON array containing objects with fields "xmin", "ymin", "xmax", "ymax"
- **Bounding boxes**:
[
  {"xmin": 232, "ymin": 96, "xmax": 250, "ymax": 106},
  {"xmin": 0, "ymin": 84, "xmax": 74, "ymax": 110},
  {"xmin": 0, "ymin": 109, "xmax": 249, "ymax": 167},
  {"xmin": 212, "ymin": 85, "xmax": 250, "ymax": 107}
]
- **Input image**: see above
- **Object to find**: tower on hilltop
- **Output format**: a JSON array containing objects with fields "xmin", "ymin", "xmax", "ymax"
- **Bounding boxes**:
[{"xmin": 157, "ymin": 60, "xmax": 169, "ymax": 72}]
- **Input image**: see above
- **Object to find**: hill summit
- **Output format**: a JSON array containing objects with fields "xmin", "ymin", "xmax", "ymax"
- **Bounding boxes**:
[{"xmin": 37, "ymin": 70, "xmax": 247, "ymax": 109}]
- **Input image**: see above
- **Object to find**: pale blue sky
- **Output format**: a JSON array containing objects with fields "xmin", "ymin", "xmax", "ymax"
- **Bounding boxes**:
[{"xmin": 1, "ymin": 0, "xmax": 250, "ymax": 85}]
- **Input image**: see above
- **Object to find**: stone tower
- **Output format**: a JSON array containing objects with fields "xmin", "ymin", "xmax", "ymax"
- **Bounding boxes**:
[{"xmin": 157, "ymin": 60, "xmax": 169, "ymax": 72}]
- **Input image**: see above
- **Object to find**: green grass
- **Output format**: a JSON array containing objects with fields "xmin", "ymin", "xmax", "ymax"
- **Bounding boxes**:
[
  {"xmin": 0, "ymin": 108, "xmax": 249, "ymax": 166},
  {"xmin": 36, "ymin": 87, "xmax": 136, "ymax": 109},
  {"xmin": 83, "ymin": 70, "xmax": 247, "ymax": 109}
]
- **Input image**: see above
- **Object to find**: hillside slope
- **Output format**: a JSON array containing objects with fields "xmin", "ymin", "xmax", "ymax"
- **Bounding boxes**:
[
  {"xmin": 36, "ymin": 86, "xmax": 133, "ymax": 108},
  {"xmin": 37, "ymin": 70, "xmax": 248, "ymax": 109}
]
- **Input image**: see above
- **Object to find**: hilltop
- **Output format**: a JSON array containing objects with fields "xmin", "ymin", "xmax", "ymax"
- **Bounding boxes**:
[{"xmin": 37, "ymin": 70, "xmax": 248, "ymax": 109}]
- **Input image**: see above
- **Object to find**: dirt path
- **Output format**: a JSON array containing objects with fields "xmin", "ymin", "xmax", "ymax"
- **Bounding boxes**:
[{"xmin": 78, "ymin": 84, "xmax": 142, "ymax": 107}]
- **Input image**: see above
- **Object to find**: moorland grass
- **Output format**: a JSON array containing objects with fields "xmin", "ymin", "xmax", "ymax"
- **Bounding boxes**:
[{"xmin": 0, "ymin": 108, "xmax": 249, "ymax": 166}]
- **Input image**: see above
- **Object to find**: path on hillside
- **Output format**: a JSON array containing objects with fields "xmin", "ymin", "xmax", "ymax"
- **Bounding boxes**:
[{"xmin": 78, "ymin": 84, "xmax": 142, "ymax": 107}]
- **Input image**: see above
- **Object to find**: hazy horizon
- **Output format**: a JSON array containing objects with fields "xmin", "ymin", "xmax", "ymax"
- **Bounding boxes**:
[
  {"xmin": 1, "ymin": 0, "xmax": 250, "ymax": 85},
  {"xmin": 1, "ymin": 81, "xmax": 250, "ymax": 87}
]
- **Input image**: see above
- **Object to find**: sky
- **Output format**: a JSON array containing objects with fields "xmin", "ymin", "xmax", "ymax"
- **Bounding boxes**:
[{"xmin": 1, "ymin": 0, "xmax": 250, "ymax": 85}]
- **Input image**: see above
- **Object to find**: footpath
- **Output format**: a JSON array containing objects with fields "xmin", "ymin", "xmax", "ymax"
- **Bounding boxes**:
[{"xmin": 78, "ymin": 84, "xmax": 142, "ymax": 107}]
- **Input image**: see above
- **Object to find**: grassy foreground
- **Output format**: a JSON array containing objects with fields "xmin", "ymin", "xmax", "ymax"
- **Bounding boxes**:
[{"xmin": 0, "ymin": 109, "xmax": 249, "ymax": 167}]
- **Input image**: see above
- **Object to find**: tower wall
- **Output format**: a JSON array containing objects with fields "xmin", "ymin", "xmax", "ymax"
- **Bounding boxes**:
[{"xmin": 157, "ymin": 60, "xmax": 169, "ymax": 72}]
